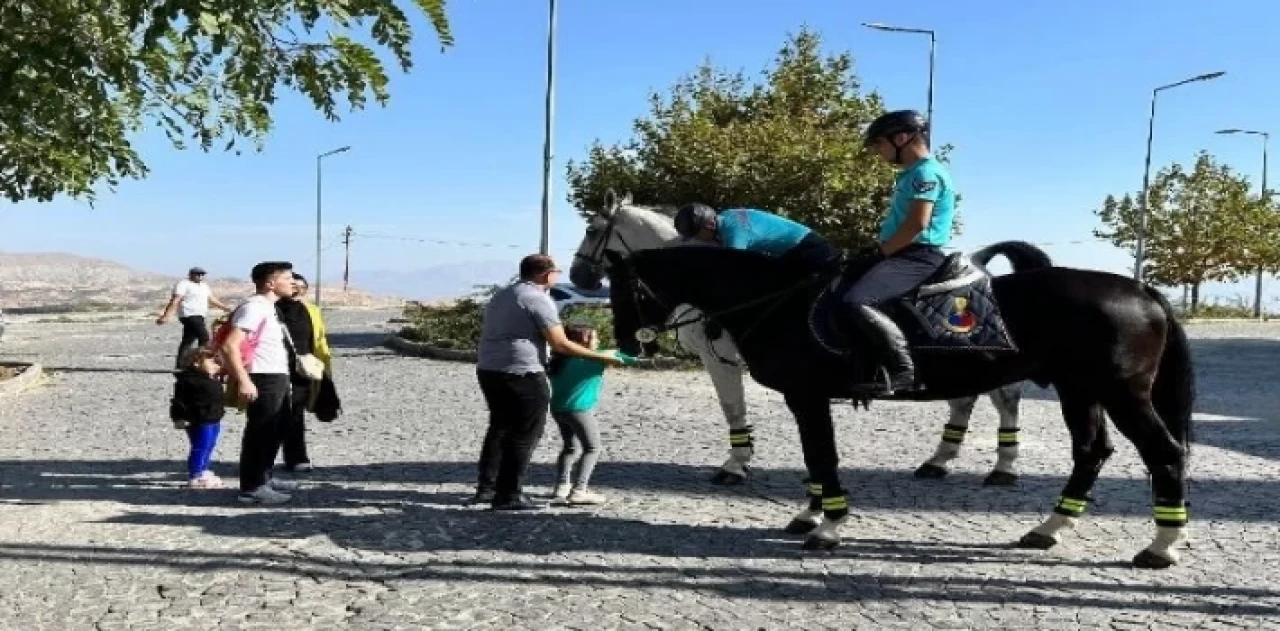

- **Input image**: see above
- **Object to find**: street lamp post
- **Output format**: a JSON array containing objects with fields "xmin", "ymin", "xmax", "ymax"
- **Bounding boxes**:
[
  {"xmin": 1216, "ymin": 128, "xmax": 1271, "ymax": 317},
  {"xmin": 316, "ymin": 145, "xmax": 351, "ymax": 306},
  {"xmin": 862, "ymin": 22, "xmax": 936, "ymax": 135},
  {"xmin": 1132, "ymin": 71, "xmax": 1226, "ymax": 282},
  {"xmin": 538, "ymin": 0, "xmax": 558, "ymax": 255}
]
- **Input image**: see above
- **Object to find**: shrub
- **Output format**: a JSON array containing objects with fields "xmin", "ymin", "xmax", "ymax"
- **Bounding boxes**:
[{"xmin": 400, "ymin": 287, "xmax": 697, "ymax": 361}]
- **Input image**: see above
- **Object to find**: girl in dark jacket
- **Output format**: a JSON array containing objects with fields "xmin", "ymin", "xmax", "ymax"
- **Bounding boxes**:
[{"xmin": 169, "ymin": 347, "xmax": 227, "ymax": 488}]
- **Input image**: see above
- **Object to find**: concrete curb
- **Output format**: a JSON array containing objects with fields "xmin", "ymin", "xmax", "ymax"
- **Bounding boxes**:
[
  {"xmin": 383, "ymin": 335, "xmax": 695, "ymax": 371},
  {"xmin": 1183, "ymin": 318, "xmax": 1277, "ymax": 324},
  {"xmin": 0, "ymin": 362, "xmax": 44, "ymax": 397}
]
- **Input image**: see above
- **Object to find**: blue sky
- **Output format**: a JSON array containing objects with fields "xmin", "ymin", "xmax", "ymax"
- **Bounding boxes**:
[{"xmin": 6, "ymin": 1, "xmax": 1278, "ymax": 304}]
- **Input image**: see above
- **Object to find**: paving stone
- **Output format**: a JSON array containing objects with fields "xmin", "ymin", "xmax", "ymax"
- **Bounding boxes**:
[{"xmin": 0, "ymin": 311, "xmax": 1277, "ymax": 628}]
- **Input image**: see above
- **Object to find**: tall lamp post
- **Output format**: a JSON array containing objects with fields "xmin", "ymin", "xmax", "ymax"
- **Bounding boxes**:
[
  {"xmin": 538, "ymin": 0, "xmax": 558, "ymax": 255},
  {"xmin": 862, "ymin": 22, "xmax": 936, "ymax": 135},
  {"xmin": 1132, "ymin": 71, "xmax": 1226, "ymax": 282},
  {"xmin": 1216, "ymin": 128, "xmax": 1270, "ymax": 317},
  {"xmin": 316, "ymin": 145, "xmax": 351, "ymax": 306}
]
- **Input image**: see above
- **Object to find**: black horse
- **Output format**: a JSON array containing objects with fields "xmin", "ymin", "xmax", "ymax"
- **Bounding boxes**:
[{"xmin": 603, "ymin": 241, "xmax": 1194, "ymax": 569}]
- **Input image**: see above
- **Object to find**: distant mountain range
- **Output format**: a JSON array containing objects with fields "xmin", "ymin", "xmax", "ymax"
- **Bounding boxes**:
[
  {"xmin": 0, "ymin": 252, "xmax": 536, "ymax": 313},
  {"xmin": 0, "ymin": 251, "xmax": 396, "ymax": 314}
]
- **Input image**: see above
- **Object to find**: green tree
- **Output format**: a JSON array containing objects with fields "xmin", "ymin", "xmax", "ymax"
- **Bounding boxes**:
[
  {"xmin": 565, "ymin": 26, "xmax": 957, "ymax": 249},
  {"xmin": 1094, "ymin": 151, "xmax": 1266, "ymax": 312},
  {"xmin": 0, "ymin": 0, "xmax": 453, "ymax": 203}
]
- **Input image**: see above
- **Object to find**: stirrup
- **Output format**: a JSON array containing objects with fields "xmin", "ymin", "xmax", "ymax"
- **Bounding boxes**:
[{"xmin": 852, "ymin": 366, "xmax": 918, "ymax": 395}]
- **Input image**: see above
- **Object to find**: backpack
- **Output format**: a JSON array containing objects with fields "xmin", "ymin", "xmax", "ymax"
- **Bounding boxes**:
[{"xmin": 210, "ymin": 303, "xmax": 267, "ymax": 377}]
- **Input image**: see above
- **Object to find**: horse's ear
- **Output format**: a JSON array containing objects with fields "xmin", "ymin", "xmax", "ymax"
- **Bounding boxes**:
[{"xmin": 601, "ymin": 189, "xmax": 618, "ymax": 218}]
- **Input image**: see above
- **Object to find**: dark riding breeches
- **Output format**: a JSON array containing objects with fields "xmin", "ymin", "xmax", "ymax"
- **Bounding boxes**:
[
  {"xmin": 779, "ymin": 232, "xmax": 844, "ymax": 276},
  {"xmin": 842, "ymin": 244, "xmax": 946, "ymax": 307}
]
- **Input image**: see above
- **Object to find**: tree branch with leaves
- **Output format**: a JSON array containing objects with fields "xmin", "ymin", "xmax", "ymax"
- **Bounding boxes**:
[
  {"xmin": 565, "ymin": 26, "xmax": 959, "ymax": 250},
  {"xmin": 0, "ymin": 0, "xmax": 453, "ymax": 203}
]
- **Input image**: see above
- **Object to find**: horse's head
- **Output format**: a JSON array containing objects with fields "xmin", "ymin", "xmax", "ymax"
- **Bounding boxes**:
[
  {"xmin": 604, "ymin": 245, "xmax": 807, "ymax": 356},
  {"xmin": 569, "ymin": 190, "xmax": 680, "ymax": 290},
  {"xmin": 603, "ymin": 249, "xmax": 670, "ymax": 356}
]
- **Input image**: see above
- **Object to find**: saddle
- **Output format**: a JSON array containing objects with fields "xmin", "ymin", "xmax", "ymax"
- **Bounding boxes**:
[{"xmin": 808, "ymin": 252, "xmax": 1018, "ymax": 360}]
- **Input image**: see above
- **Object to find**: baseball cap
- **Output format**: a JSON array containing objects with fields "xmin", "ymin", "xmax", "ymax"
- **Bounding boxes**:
[{"xmin": 189, "ymin": 267, "xmax": 207, "ymax": 275}]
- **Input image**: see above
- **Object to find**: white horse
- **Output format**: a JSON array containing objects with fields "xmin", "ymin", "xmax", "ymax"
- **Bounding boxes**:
[{"xmin": 568, "ymin": 192, "xmax": 1026, "ymax": 486}]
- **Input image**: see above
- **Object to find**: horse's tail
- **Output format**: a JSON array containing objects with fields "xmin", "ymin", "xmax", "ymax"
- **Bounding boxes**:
[
  {"xmin": 969, "ymin": 240, "xmax": 1054, "ymax": 273},
  {"xmin": 1144, "ymin": 285, "xmax": 1196, "ymax": 455}
]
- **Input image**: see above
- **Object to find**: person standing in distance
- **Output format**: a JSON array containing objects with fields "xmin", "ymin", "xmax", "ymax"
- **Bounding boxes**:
[
  {"xmin": 221, "ymin": 261, "xmax": 300, "ymax": 505},
  {"xmin": 157, "ymin": 266, "xmax": 231, "ymax": 369},
  {"xmin": 469, "ymin": 254, "xmax": 625, "ymax": 511},
  {"xmin": 845, "ymin": 109, "xmax": 957, "ymax": 394}
]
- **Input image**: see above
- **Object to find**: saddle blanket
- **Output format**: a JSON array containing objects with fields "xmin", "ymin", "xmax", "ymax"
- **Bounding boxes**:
[{"xmin": 809, "ymin": 268, "xmax": 1018, "ymax": 357}]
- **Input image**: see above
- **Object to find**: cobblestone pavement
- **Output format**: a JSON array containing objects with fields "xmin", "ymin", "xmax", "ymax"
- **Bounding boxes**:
[{"xmin": 0, "ymin": 310, "xmax": 1277, "ymax": 630}]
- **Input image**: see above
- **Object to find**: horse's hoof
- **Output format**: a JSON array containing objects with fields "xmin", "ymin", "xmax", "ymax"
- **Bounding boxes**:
[
  {"xmin": 913, "ymin": 463, "xmax": 948, "ymax": 479},
  {"xmin": 784, "ymin": 519, "xmax": 819, "ymax": 535},
  {"xmin": 1132, "ymin": 549, "xmax": 1176, "ymax": 570},
  {"xmin": 710, "ymin": 470, "xmax": 746, "ymax": 486},
  {"xmin": 983, "ymin": 471, "xmax": 1018, "ymax": 486},
  {"xmin": 802, "ymin": 535, "xmax": 840, "ymax": 551},
  {"xmin": 1017, "ymin": 531, "xmax": 1058, "ymax": 550}
]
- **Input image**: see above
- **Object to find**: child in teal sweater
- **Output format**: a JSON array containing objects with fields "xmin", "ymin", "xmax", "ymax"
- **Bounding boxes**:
[{"xmin": 548, "ymin": 322, "xmax": 635, "ymax": 505}]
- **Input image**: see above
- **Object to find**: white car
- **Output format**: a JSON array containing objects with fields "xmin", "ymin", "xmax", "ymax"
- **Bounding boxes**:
[{"xmin": 549, "ymin": 283, "xmax": 610, "ymax": 313}]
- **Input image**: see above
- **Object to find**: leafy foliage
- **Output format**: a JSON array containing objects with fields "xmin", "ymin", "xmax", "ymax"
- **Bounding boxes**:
[
  {"xmin": 0, "ymin": 0, "xmax": 453, "ymax": 203},
  {"xmin": 401, "ymin": 290, "xmax": 695, "ymax": 361},
  {"xmin": 565, "ymin": 26, "xmax": 958, "ymax": 250},
  {"xmin": 1094, "ymin": 151, "xmax": 1277, "ymax": 313}
]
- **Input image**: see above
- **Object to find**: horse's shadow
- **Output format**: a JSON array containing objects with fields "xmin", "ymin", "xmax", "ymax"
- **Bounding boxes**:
[{"xmin": 0, "ymin": 458, "xmax": 1273, "ymax": 522}]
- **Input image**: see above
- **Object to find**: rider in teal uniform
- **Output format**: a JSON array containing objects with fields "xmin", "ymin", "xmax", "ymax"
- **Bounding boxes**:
[
  {"xmin": 844, "ymin": 109, "xmax": 957, "ymax": 394},
  {"xmin": 674, "ymin": 204, "xmax": 842, "ymax": 276}
]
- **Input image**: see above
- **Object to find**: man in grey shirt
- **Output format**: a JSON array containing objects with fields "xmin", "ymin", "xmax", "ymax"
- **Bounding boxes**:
[{"xmin": 471, "ymin": 253, "xmax": 623, "ymax": 510}]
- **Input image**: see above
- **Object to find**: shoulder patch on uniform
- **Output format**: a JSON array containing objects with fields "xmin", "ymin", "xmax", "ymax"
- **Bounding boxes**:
[{"xmin": 912, "ymin": 178, "xmax": 937, "ymax": 193}]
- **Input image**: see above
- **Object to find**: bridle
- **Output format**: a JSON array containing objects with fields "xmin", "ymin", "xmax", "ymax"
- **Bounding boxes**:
[{"xmin": 574, "ymin": 191, "xmax": 827, "ymax": 366}]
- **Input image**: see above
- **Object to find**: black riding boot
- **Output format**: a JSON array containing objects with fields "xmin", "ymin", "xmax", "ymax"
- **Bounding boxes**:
[{"xmin": 849, "ymin": 304, "xmax": 917, "ymax": 394}]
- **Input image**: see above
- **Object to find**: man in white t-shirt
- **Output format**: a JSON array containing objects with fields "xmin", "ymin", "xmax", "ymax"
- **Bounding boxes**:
[
  {"xmin": 221, "ymin": 261, "xmax": 298, "ymax": 505},
  {"xmin": 157, "ymin": 267, "xmax": 230, "ymax": 368}
]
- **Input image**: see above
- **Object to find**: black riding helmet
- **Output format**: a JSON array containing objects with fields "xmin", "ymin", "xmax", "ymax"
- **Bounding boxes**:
[
  {"xmin": 674, "ymin": 203, "xmax": 719, "ymax": 238},
  {"xmin": 862, "ymin": 109, "xmax": 929, "ymax": 147}
]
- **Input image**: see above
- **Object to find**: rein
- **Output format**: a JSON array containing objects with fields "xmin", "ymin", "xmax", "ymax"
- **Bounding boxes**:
[{"xmin": 575, "ymin": 195, "xmax": 828, "ymax": 366}]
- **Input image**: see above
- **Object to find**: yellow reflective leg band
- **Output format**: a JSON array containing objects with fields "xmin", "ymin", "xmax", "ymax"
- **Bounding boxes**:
[
  {"xmin": 728, "ymin": 433, "xmax": 752, "ymax": 446},
  {"xmin": 1153, "ymin": 504, "xmax": 1188, "ymax": 526},
  {"xmin": 997, "ymin": 429, "xmax": 1020, "ymax": 446},
  {"xmin": 1054, "ymin": 495, "xmax": 1088, "ymax": 516},
  {"xmin": 821, "ymin": 495, "xmax": 848, "ymax": 512},
  {"xmin": 942, "ymin": 424, "xmax": 968, "ymax": 443},
  {"xmin": 807, "ymin": 482, "xmax": 823, "ymax": 497}
]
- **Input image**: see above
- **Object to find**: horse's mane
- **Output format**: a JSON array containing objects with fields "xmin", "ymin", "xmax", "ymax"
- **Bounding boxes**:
[{"xmin": 629, "ymin": 243, "xmax": 806, "ymax": 291}]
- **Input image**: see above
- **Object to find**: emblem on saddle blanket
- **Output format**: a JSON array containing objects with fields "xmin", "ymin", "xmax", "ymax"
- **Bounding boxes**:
[{"xmin": 898, "ymin": 279, "xmax": 1017, "ymax": 352}]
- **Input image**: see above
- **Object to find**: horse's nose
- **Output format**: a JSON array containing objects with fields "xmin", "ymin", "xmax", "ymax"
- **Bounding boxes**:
[{"xmin": 569, "ymin": 259, "xmax": 602, "ymax": 290}]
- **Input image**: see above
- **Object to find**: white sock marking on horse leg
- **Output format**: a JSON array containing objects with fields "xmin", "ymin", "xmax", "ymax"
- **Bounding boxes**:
[
  {"xmin": 1144, "ymin": 526, "xmax": 1188, "ymax": 563},
  {"xmin": 809, "ymin": 514, "xmax": 850, "ymax": 543},
  {"xmin": 791, "ymin": 507, "xmax": 822, "ymax": 527},
  {"xmin": 1030, "ymin": 513, "xmax": 1078, "ymax": 542}
]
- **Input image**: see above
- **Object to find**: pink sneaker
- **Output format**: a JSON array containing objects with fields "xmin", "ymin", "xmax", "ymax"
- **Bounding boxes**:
[{"xmin": 188, "ymin": 471, "xmax": 224, "ymax": 489}]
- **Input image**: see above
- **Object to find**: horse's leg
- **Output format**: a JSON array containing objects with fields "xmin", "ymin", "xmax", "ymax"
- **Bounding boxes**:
[
  {"xmin": 781, "ymin": 391, "xmax": 849, "ymax": 551},
  {"xmin": 1099, "ymin": 389, "xmax": 1190, "ymax": 569},
  {"xmin": 677, "ymin": 316, "xmax": 753, "ymax": 485},
  {"xmin": 1018, "ymin": 388, "xmax": 1112, "ymax": 551},
  {"xmin": 915, "ymin": 396, "xmax": 976, "ymax": 479},
  {"xmin": 984, "ymin": 381, "xmax": 1023, "ymax": 486}
]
